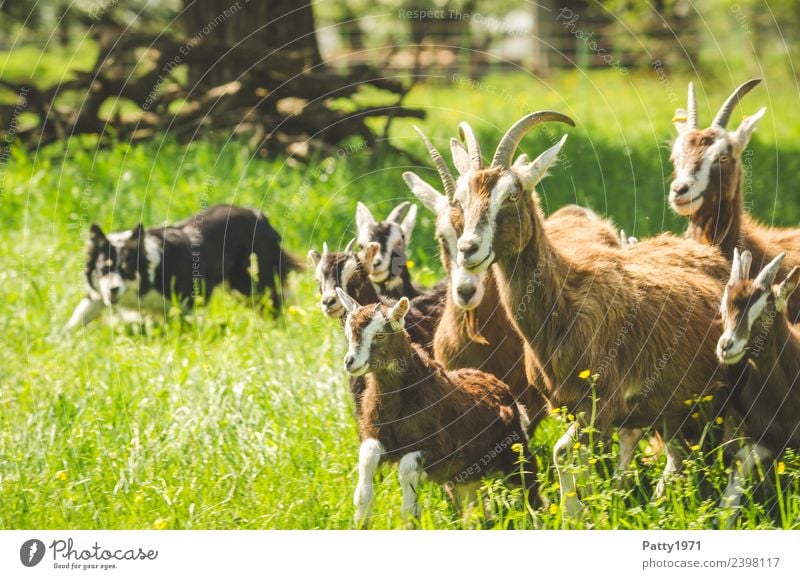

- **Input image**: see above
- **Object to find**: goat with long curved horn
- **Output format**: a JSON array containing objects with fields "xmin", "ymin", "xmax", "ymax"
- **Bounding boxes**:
[
  {"xmin": 412, "ymin": 126, "xmax": 456, "ymax": 198},
  {"xmin": 491, "ymin": 111, "xmax": 575, "ymax": 169},
  {"xmin": 457, "ymin": 122, "xmax": 483, "ymax": 170},
  {"xmin": 712, "ymin": 78, "xmax": 762, "ymax": 129}
]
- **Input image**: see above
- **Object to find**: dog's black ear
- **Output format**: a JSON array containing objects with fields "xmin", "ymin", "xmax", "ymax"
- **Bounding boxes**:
[
  {"xmin": 130, "ymin": 223, "xmax": 145, "ymax": 240},
  {"xmin": 89, "ymin": 223, "xmax": 107, "ymax": 246}
]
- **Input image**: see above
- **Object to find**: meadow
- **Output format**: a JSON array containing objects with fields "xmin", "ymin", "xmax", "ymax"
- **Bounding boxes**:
[{"xmin": 1, "ymin": 62, "xmax": 800, "ymax": 529}]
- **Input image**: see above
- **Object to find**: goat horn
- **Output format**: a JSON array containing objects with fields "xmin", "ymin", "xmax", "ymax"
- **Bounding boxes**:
[
  {"xmin": 413, "ymin": 125, "xmax": 456, "ymax": 198},
  {"xmin": 345, "ymin": 238, "xmax": 356, "ymax": 253},
  {"xmin": 687, "ymin": 82, "xmax": 698, "ymax": 129},
  {"xmin": 712, "ymin": 78, "xmax": 762, "ymax": 129},
  {"xmin": 457, "ymin": 122, "xmax": 483, "ymax": 170},
  {"xmin": 492, "ymin": 111, "xmax": 576, "ymax": 169}
]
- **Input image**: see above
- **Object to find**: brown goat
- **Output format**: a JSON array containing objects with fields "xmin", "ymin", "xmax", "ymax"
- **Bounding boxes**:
[
  {"xmin": 336, "ymin": 289, "xmax": 536, "ymax": 526},
  {"xmin": 403, "ymin": 127, "xmax": 622, "ymax": 437},
  {"xmin": 669, "ymin": 79, "xmax": 800, "ymax": 324},
  {"xmin": 307, "ymin": 241, "xmax": 442, "ymax": 351},
  {"xmin": 308, "ymin": 241, "xmax": 443, "ymax": 419},
  {"xmin": 355, "ymin": 201, "xmax": 421, "ymax": 299},
  {"xmin": 451, "ymin": 113, "xmax": 731, "ymax": 515},
  {"xmin": 717, "ymin": 249, "xmax": 800, "ymax": 524}
]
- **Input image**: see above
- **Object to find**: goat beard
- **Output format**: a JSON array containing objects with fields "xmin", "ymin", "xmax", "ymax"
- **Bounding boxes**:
[{"xmin": 465, "ymin": 309, "xmax": 489, "ymax": 345}]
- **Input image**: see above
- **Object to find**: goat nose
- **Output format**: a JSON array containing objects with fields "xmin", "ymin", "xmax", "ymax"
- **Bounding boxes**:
[
  {"xmin": 322, "ymin": 295, "xmax": 337, "ymax": 307},
  {"xmin": 373, "ymin": 257, "xmax": 383, "ymax": 267},
  {"xmin": 457, "ymin": 284, "xmax": 476, "ymax": 302},
  {"xmin": 458, "ymin": 237, "xmax": 480, "ymax": 258},
  {"xmin": 672, "ymin": 182, "xmax": 690, "ymax": 196},
  {"xmin": 719, "ymin": 337, "xmax": 732, "ymax": 353},
  {"xmin": 344, "ymin": 354, "xmax": 355, "ymax": 368}
]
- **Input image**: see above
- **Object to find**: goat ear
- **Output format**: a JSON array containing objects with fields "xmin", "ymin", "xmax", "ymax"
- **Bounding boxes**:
[
  {"xmin": 402, "ymin": 171, "xmax": 448, "ymax": 215},
  {"xmin": 731, "ymin": 248, "xmax": 753, "ymax": 282},
  {"xmin": 388, "ymin": 296, "xmax": 410, "ymax": 328},
  {"xmin": 513, "ymin": 134, "xmax": 567, "ymax": 190},
  {"xmin": 672, "ymin": 107, "xmax": 688, "ymax": 134},
  {"xmin": 753, "ymin": 252, "xmax": 785, "ymax": 289},
  {"xmin": 774, "ymin": 266, "xmax": 800, "ymax": 311},
  {"xmin": 356, "ymin": 202, "xmax": 376, "ymax": 233},
  {"xmin": 387, "ymin": 201, "xmax": 411, "ymax": 224},
  {"xmin": 450, "ymin": 138, "xmax": 470, "ymax": 175},
  {"xmin": 731, "ymin": 107, "xmax": 766, "ymax": 154},
  {"xmin": 361, "ymin": 242, "xmax": 380, "ymax": 273},
  {"xmin": 307, "ymin": 249, "xmax": 321, "ymax": 269},
  {"xmin": 336, "ymin": 287, "xmax": 360, "ymax": 314},
  {"xmin": 400, "ymin": 204, "xmax": 417, "ymax": 245},
  {"xmin": 89, "ymin": 223, "xmax": 107, "ymax": 246}
]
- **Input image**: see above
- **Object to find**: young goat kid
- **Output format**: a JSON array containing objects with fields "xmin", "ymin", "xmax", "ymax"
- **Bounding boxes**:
[
  {"xmin": 336, "ymin": 288, "xmax": 537, "ymax": 526},
  {"xmin": 307, "ymin": 240, "xmax": 442, "ymax": 350},
  {"xmin": 355, "ymin": 201, "xmax": 419, "ymax": 298},
  {"xmin": 669, "ymin": 79, "xmax": 800, "ymax": 323},
  {"xmin": 717, "ymin": 249, "xmax": 800, "ymax": 524},
  {"xmin": 308, "ymin": 241, "xmax": 443, "ymax": 419},
  {"xmin": 451, "ymin": 112, "xmax": 732, "ymax": 515}
]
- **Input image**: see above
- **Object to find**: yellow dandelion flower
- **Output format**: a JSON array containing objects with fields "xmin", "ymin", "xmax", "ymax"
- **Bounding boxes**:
[
  {"xmin": 701, "ymin": 395, "xmax": 714, "ymax": 403},
  {"xmin": 578, "ymin": 369, "xmax": 591, "ymax": 380},
  {"xmin": 511, "ymin": 443, "xmax": 523, "ymax": 454},
  {"xmin": 406, "ymin": 260, "xmax": 415, "ymax": 269},
  {"xmin": 691, "ymin": 412, "xmax": 700, "ymax": 420},
  {"xmin": 777, "ymin": 461, "xmax": 786, "ymax": 475},
  {"xmin": 153, "ymin": 518, "xmax": 168, "ymax": 530},
  {"xmin": 567, "ymin": 414, "xmax": 575, "ymax": 422},
  {"xmin": 683, "ymin": 399, "xmax": 693, "ymax": 406},
  {"xmin": 134, "ymin": 493, "xmax": 144, "ymax": 505},
  {"xmin": 573, "ymin": 442, "xmax": 582, "ymax": 450},
  {"xmin": 689, "ymin": 444, "xmax": 701, "ymax": 452},
  {"xmin": 715, "ymin": 416, "xmax": 724, "ymax": 425},
  {"xmin": 55, "ymin": 470, "xmax": 68, "ymax": 482},
  {"xmin": 672, "ymin": 115, "xmax": 687, "ymax": 123},
  {"xmin": 587, "ymin": 457, "xmax": 598, "ymax": 465},
  {"xmin": 549, "ymin": 503, "xmax": 558, "ymax": 515}
]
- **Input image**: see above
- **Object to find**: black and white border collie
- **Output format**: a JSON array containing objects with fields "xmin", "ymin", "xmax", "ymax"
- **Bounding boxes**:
[{"xmin": 66, "ymin": 204, "xmax": 302, "ymax": 329}]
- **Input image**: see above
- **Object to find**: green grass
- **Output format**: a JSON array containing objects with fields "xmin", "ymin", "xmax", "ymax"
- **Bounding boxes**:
[{"xmin": 1, "ymin": 67, "xmax": 799, "ymax": 529}]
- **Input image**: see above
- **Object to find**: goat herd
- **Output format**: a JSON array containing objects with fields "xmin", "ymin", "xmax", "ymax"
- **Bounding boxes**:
[
  {"xmin": 69, "ymin": 78, "xmax": 798, "ymax": 528},
  {"xmin": 307, "ymin": 78, "xmax": 800, "ymax": 527}
]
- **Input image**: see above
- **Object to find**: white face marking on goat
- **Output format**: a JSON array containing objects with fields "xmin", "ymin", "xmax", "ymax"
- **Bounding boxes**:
[
  {"xmin": 356, "ymin": 202, "xmax": 416, "ymax": 284},
  {"xmin": 718, "ymin": 251, "xmax": 787, "ymax": 364},
  {"xmin": 343, "ymin": 309, "xmax": 386, "ymax": 376},
  {"xmin": 456, "ymin": 135, "xmax": 567, "ymax": 273},
  {"xmin": 439, "ymin": 210, "xmax": 486, "ymax": 310},
  {"xmin": 669, "ymin": 130, "xmax": 729, "ymax": 215},
  {"xmin": 718, "ymin": 289, "xmax": 769, "ymax": 364}
]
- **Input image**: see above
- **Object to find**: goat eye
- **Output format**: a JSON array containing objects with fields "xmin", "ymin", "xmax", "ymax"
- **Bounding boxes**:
[
  {"xmin": 507, "ymin": 192, "xmax": 519, "ymax": 203},
  {"xmin": 719, "ymin": 154, "xmax": 728, "ymax": 163},
  {"xmin": 375, "ymin": 332, "xmax": 385, "ymax": 340}
]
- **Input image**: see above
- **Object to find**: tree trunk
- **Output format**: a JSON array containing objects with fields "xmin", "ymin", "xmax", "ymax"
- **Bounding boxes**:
[{"xmin": 182, "ymin": 0, "xmax": 323, "ymax": 89}]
